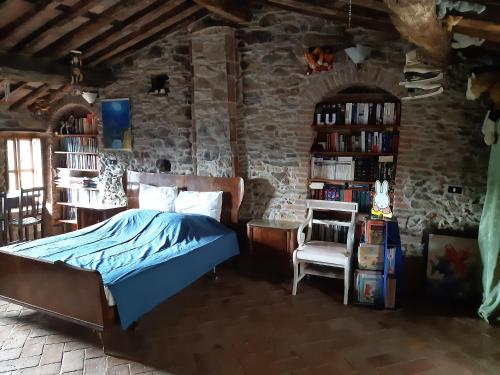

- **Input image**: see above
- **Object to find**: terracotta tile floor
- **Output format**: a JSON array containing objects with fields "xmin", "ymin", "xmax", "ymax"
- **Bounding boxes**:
[{"xmin": 0, "ymin": 262, "xmax": 499, "ymax": 375}]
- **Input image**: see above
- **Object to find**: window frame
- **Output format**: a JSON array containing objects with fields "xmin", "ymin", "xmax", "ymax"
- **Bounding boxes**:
[{"xmin": 6, "ymin": 136, "xmax": 43, "ymax": 192}]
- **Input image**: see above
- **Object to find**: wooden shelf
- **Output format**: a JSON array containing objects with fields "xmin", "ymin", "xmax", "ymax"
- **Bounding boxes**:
[
  {"xmin": 309, "ymin": 178, "xmax": 375, "ymax": 185},
  {"xmin": 54, "ymin": 134, "xmax": 99, "ymax": 138},
  {"xmin": 59, "ymin": 219, "xmax": 77, "ymax": 224},
  {"xmin": 54, "ymin": 151, "xmax": 99, "ymax": 155},
  {"xmin": 312, "ymin": 125, "xmax": 399, "ymax": 132},
  {"xmin": 56, "ymin": 167, "xmax": 99, "ymax": 172},
  {"xmin": 55, "ymin": 185, "xmax": 99, "ymax": 191},
  {"xmin": 311, "ymin": 152, "xmax": 397, "ymax": 157}
]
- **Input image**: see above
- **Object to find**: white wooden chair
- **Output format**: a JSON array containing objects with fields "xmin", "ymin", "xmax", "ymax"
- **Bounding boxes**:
[{"xmin": 292, "ymin": 199, "xmax": 358, "ymax": 304}]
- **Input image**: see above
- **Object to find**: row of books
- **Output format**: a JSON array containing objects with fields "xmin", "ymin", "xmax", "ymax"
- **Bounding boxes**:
[
  {"xmin": 60, "ymin": 154, "xmax": 99, "ymax": 170},
  {"xmin": 59, "ymin": 137, "xmax": 98, "ymax": 153},
  {"xmin": 57, "ymin": 115, "xmax": 98, "ymax": 135},
  {"xmin": 311, "ymin": 157, "xmax": 355, "ymax": 180},
  {"xmin": 314, "ymin": 102, "xmax": 399, "ymax": 126},
  {"xmin": 60, "ymin": 189, "xmax": 101, "ymax": 206},
  {"xmin": 54, "ymin": 176, "xmax": 99, "ymax": 189},
  {"xmin": 355, "ymin": 157, "xmax": 395, "ymax": 182},
  {"xmin": 312, "ymin": 156, "xmax": 395, "ymax": 182},
  {"xmin": 309, "ymin": 184, "xmax": 373, "ymax": 213},
  {"xmin": 311, "ymin": 223, "xmax": 349, "ymax": 243},
  {"xmin": 324, "ymin": 131, "xmax": 398, "ymax": 153}
]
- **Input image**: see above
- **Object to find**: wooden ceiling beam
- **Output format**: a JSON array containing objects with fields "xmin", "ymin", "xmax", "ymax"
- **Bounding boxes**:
[
  {"xmin": 0, "ymin": 0, "xmax": 70, "ymax": 51},
  {"xmin": 193, "ymin": 0, "xmax": 252, "ymax": 23},
  {"xmin": 34, "ymin": 0, "xmax": 161, "ymax": 59},
  {"xmin": 82, "ymin": 0, "xmax": 190, "ymax": 61},
  {"xmin": 107, "ymin": 10, "xmax": 208, "ymax": 65},
  {"xmin": 10, "ymin": 0, "xmax": 106, "ymax": 53},
  {"xmin": 28, "ymin": 84, "xmax": 72, "ymax": 113},
  {"xmin": 1, "ymin": 83, "xmax": 39, "ymax": 108},
  {"xmin": 17, "ymin": 0, "xmax": 110, "ymax": 55},
  {"xmin": 454, "ymin": 18, "xmax": 500, "ymax": 44},
  {"xmin": 9, "ymin": 83, "xmax": 49, "ymax": 111},
  {"xmin": 0, "ymin": 0, "xmax": 53, "ymax": 38},
  {"xmin": 89, "ymin": 4, "xmax": 205, "ymax": 66},
  {"xmin": 266, "ymin": 0, "xmax": 396, "ymax": 33},
  {"xmin": 0, "ymin": 52, "xmax": 114, "ymax": 87}
]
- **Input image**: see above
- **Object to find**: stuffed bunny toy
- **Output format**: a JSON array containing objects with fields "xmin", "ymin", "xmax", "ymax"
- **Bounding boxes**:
[{"xmin": 371, "ymin": 180, "xmax": 393, "ymax": 218}]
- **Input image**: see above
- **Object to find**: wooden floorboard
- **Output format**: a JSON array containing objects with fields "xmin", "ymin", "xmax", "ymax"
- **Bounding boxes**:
[{"xmin": 0, "ymin": 259, "xmax": 499, "ymax": 374}]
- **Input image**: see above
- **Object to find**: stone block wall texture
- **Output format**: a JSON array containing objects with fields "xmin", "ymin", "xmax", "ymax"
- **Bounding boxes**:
[
  {"xmin": 99, "ymin": 29, "xmax": 193, "ymax": 204},
  {"xmin": 0, "ymin": 5, "xmax": 485, "ymax": 254},
  {"xmin": 191, "ymin": 26, "xmax": 239, "ymax": 177}
]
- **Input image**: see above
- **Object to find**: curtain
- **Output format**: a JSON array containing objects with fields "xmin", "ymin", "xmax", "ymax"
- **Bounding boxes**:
[{"xmin": 478, "ymin": 119, "xmax": 500, "ymax": 323}]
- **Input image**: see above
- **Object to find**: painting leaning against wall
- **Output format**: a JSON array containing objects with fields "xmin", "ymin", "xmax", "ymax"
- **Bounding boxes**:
[{"xmin": 101, "ymin": 98, "xmax": 132, "ymax": 150}]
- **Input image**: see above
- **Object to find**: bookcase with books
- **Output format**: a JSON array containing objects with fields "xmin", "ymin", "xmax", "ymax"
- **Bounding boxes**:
[
  {"xmin": 355, "ymin": 218, "xmax": 403, "ymax": 308},
  {"xmin": 309, "ymin": 89, "xmax": 401, "ymax": 214},
  {"xmin": 52, "ymin": 112, "xmax": 101, "ymax": 231}
]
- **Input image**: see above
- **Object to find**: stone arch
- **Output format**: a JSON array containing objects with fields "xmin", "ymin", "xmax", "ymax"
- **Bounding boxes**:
[
  {"xmin": 300, "ymin": 62, "xmax": 405, "ymax": 115},
  {"xmin": 48, "ymin": 95, "xmax": 93, "ymax": 133}
]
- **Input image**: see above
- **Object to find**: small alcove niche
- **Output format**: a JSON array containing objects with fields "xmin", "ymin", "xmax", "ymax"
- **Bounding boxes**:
[
  {"xmin": 149, "ymin": 74, "xmax": 170, "ymax": 96},
  {"xmin": 156, "ymin": 158, "xmax": 171, "ymax": 173}
]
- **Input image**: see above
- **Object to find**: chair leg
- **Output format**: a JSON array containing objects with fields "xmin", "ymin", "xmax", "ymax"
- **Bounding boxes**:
[
  {"xmin": 343, "ymin": 262, "xmax": 350, "ymax": 305},
  {"xmin": 292, "ymin": 251, "xmax": 299, "ymax": 296}
]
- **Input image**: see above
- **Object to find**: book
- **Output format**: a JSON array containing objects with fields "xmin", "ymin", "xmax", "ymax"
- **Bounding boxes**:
[
  {"xmin": 358, "ymin": 243, "xmax": 384, "ymax": 270},
  {"xmin": 355, "ymin": 269, "xmax": 383, "ymax": 305},
  {"xmin": 366, "ymin": 219, "xmax": 384, "ymax": 244}
]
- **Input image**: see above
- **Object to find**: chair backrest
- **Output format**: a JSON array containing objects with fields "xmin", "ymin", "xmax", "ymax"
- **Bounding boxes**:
[
  {"xmin": 299, "ymin": 199, "xmax": 358, "ymax": 254},
  {"xmin": 0, "ymin": 192, "xmax": 6, "ymax": 220},
  {"xmin": 20, "ymin": 187, "xmax": 45, "ymax": 219}
]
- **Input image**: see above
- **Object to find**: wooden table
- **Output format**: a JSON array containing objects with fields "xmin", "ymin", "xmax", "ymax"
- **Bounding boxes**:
[{"xmin": 247, "ymin": 219, "xmax": 300, "ymax": 275}]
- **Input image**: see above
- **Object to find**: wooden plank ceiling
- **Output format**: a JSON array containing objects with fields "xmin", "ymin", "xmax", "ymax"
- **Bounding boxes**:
[{"xmin": 0, "ymin": 0, "xmax": 498, "ymax": 115}]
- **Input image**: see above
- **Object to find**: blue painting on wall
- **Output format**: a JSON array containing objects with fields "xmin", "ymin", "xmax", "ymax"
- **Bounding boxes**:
[{"xmin": 101, "ymin": 98, "xmax": 132, "ymax": 150}]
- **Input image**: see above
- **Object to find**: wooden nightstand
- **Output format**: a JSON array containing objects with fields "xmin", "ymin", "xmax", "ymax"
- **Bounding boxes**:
[
  {"xmin": 76, "ymin": 206, "xmax": 127, "ymax": 229},
  {"xmin": 247, "ymin": 219, "xmax": 300, "ymax": 261}
]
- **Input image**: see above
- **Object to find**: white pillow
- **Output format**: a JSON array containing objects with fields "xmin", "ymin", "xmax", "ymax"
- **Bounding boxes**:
[
  {"xmin": 138, "ymin": 183, "xmax": 178, "ymax": 212},
  {"xmin": 174, "ymin": 191, "xmax": 223, "ymax": 222}
]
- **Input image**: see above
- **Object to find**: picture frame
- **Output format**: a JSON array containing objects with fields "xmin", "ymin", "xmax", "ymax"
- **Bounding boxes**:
[
  {"xmin": 101, "ymin": 98, "xmax": 132, "ymax": 151},
  {"xmin": 426, "ymin": 234, "xmax": 481, "ymax": 302}
]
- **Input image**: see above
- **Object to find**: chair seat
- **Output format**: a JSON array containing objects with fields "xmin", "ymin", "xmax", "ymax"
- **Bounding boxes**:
[
  {"xmin": 10, "ymin": 216, "xmax": 42, "ymax": 226},
  {"xmin": 296, "ymin": 240, "xmax": 349, "ymax": 265}
]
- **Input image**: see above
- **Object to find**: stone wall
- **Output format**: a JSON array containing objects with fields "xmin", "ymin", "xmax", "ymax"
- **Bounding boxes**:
[
  {"xmin": 99, "ymin": 29, "xmax": 193, "ymax": 204},
  {"xmin": 191, "ymin": 26, "xmax": 240, "ymax": 177},
  {"xmin": 233, "ymin": 7, "xmax": 488, "ymax": 254},
  {"xmin": 89, "ymin": 6, "xmax": 489, "ymax": 254}
]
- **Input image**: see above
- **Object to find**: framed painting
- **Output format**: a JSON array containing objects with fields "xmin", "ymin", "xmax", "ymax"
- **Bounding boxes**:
[
  {"xmin": 427, "ymin": 234, "xmax": 480, "ymax": 302},
  {"xmin": 101, "ymin": 98, "xmax": 132, "ymax": 150}
]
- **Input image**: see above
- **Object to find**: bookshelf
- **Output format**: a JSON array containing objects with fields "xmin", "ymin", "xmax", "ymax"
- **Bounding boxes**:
[
  {"xmin": 309, "ymin": 89, "xmax": 401, "ymax": 214},
  {"xmin": 52, "ymin": 112, "xmax": 101, "ymax": 231}
]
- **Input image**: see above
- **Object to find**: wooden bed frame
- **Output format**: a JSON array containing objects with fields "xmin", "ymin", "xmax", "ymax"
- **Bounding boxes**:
[{"xmin": 0, "ymin": 171, "xmax": 244, "ymax": 343}]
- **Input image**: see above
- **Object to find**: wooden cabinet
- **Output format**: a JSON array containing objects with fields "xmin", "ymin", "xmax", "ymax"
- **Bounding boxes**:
[
  {"xmin": 247, "ymin": 219, "xmax": 300, "ymax": 271},
  {"xmin": 76, "ymin": 206, "xmax": 127, "ymax": 229}
]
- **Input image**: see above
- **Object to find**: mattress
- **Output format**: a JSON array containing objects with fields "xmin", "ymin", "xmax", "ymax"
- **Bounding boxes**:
[{"xmin": 2, "ymin": 209, "xmax": 239, "ymax": 328}]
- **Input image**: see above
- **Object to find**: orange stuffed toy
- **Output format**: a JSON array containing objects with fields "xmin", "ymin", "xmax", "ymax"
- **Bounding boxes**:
[{"xmin": 304, "ymin": 47, "xmax": 334, "ymax": 75}]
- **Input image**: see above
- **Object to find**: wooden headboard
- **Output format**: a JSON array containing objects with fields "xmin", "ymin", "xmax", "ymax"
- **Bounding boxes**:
[{"xmin": 126, "ymin": 171, "xmax": 244, "ymax": 226}]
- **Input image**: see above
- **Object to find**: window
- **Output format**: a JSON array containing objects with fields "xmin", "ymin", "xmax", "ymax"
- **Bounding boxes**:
[{"xmin": 6, "ymin": 137, "xmax": 43, "ymax": 192}]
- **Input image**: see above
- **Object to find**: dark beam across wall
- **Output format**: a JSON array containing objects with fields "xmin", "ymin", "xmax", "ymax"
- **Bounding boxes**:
[{"xmin": 0, "ymin": 52, "xmax": 114, "ymax": 87}]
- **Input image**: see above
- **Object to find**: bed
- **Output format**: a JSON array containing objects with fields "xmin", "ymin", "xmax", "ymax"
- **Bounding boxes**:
[{"xmin": 0, "ymin": 171, "xmax": 244, "ymax": 349}]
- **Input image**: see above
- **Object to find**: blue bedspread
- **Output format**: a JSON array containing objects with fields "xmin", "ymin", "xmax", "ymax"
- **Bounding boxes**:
[{"xmin": 3, "ymin": 209, "xmax": 239, "ymax": 328}]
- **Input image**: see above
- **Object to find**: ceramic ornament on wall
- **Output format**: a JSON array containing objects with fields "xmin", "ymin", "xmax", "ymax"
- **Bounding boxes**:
[{"xmin": 303, "ymin": 47, "xmax": 334, "ymax": 75}]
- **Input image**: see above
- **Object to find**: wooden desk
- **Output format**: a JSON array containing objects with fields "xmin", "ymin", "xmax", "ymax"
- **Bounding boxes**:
[{"xmin": 247, "ymin": 219, "xmax": 301, "ymax": 273}]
